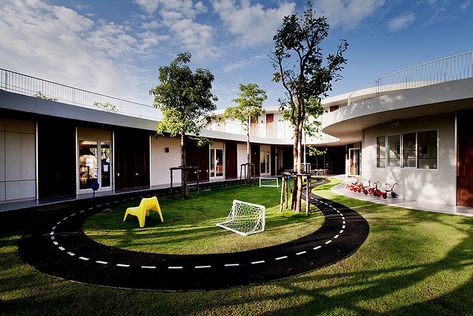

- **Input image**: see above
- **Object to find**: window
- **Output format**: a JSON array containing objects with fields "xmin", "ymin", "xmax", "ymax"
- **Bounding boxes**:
[
  {"xmin": 388, "ymin": 135, "xmax": 400, "ymax": 167},
  {"xmin": 377, "ymin": 136, "xmax": 386, "ymax": 168},
  {"xmin": 402, "ymin": 133, "xmax": 416, "ymax": 168},
  {"xmin": 417, "ymin": 130, "xmax": 437, "ymax": 169}
]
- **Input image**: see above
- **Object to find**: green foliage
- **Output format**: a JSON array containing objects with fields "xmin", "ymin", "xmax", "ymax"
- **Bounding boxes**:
[
  {"xmin": 150, "ymin": 52, "xmax": 217, "ymax": 137},
  {"xmin": 307, "ymin": 145, "xmax": 326, "ymax": 157},
  {"xmin": 224, "ymin": 83, "xmax": 267, "ymax": 133},
  {"xmin": 93, "ymin": 101, "xmax": 118, "ymax": 112},
  {"xmin": 34, "ymin": 91, "xmax": 57, "ymax": 101},
  {"xmin": 271, "ymin": 1, "xmax": 348, "ymax": 132}
]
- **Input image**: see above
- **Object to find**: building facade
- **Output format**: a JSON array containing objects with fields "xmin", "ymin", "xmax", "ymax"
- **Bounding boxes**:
[{"xmin": 1, "ymin": 51, "xmax": 472, "ymax": 207}]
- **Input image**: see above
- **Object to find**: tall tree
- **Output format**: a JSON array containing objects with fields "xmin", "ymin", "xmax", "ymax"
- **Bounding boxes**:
[
  {"xmin": 150, "ymin": 52, "xmax": 217, "ymax": 198},
  {"xmin": 271, "ymin": 2, "xmax": 348, "ymax": 212},
  {"xmin": 224, "ymin": 83, "xmax": 267, "ymax": 181}
]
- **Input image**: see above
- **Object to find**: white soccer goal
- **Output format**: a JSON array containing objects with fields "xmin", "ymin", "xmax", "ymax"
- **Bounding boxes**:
[
  {"xmin": 259, "ymin": 177, "xmax": 279, "ymax": 188},
  {"xmin": 216, "ymin": 200, "xmax": 266, "ymax": 236}
]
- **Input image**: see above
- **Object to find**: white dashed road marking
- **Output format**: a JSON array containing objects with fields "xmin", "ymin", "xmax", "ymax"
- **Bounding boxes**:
[
  {"xmin": 141, "ymin": 265, "xmax": 156, "ymax": 269},
  {"xmin": 168, "ymin": 266, "xmax": 183, "ymax": 270},
  {"xmin": 96, "ymin": 261, "xmax": 108, "ymax": 265},
  {"xmin": 79, "ymin": 256, "xmax": 89, "ymax": 261},
  {"xmin": 194, "ymin": 265, "xmax": 211, "ymax": 269},
  {"xmin": 325, "ymin": 240, "xmax": 332, "ymax": 245},
  {"xmin": 67, "ymin": 252, "xmax": 75, "ymax": 256},
  {"xmin": 116, "ymin": 263, "xmax": 130, "ymax": 268},
  {"xmin": 251, "ymin": 260, "xmax": 265, "ymax": 265},
  {"xmin": 313, "ymin": 245, "xmax": 322, "ymax": 250},
  {"xmin": 275, "ymin": 256, "xmax": 288, "ymax": 261},
  {"xmin": 58, "ymin": 246, "xmax": 65, "ymax": 251},
  {"xmin": 224, "ymin": 263, "xmax": 240, "ymax": 267},
  {"xmin": 296, "ymin": 251, "xmax": 307, "ymax": 256}
]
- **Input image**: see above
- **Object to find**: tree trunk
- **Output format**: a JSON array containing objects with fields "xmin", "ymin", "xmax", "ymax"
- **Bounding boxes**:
[
  {"xmin": 295, "ymin": 122, "xmax": 303, "ymax": 212},
  {"xmin": 180, "ymin": 132, "xmax": 188, "ymax": 199},
  {"xmin": 291, "ymin": 131, "xmax": 299, "ymax": 211},
  {"xmin": 246, "ymin": 130, "xmax": 251, "ymax": 182}
]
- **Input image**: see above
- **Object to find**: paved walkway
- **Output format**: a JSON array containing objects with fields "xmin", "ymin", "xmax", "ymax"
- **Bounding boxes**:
[
  {"xmin": 19, "ymin": 181, "xmax": 369, "ymax": 291},
  {"xmin": 332, "ymin": 183, "xmax": 473, "ymax": 217}
]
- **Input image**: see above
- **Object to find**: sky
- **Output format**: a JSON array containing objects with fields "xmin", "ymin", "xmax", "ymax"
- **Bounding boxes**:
[{"xmin": 1, "ymin": 0, "xmax": 472, "ymax": 109}]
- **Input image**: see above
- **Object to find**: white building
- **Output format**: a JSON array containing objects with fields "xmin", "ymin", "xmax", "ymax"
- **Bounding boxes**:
[{"xmin": 0, "ymin": 51, "xmax": 472, "ymax": 208}]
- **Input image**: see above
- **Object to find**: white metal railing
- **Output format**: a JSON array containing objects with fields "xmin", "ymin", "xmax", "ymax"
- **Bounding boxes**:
[
  {"xmin": 347, "ymin": 51, "xmax": 473, "ymax": 106},
  {"xmin": 0, "ymin": 68, "xmax": 160, "ymax": 120}
]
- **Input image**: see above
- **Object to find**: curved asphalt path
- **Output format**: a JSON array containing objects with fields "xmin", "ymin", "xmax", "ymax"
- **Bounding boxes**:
[{"xmin": 19, "ymin": 181, "xmax": 369, "ymax": 291}]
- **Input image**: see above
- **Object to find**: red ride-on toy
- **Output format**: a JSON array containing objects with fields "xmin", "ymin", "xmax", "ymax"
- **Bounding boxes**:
[
  {"xmin": 346, "ymin": 177, "xmax": 362, "ymax": 192},
  {"xmin": 384, "ymin": 183, "xmax": 398, "ymax": 198},
  {"xmin": 363, "ymin": 179, "xmax": 373, "ymax": 195},
  {"xmin": 373, "ymin": 181, "xmax": 387, "ymax": 198}
]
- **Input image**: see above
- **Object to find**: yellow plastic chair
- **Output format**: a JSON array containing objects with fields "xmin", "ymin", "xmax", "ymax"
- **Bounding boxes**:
[{"xmin": 123, "ymin": 196, "xmax": 164, "ymax": 228}]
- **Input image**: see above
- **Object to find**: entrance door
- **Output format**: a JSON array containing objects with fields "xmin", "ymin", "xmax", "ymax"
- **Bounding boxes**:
[
  {"xmin": 210, "ymin": 148, "xmax": 224, "ymax": 179},
  {"xmin": 457, "ymin": 111, "xmax": 473, "ymax": 206},
  {"xmin": 349, "ymin": 148, "xmax": 360, "ymax": 176},
  {"xmin": 260, "ymin": 146, "xmax": 270, "ymax": 176},
  {"xmin": 225, "ymin": 142, "xmax": 237, "ymax": 179},
  {"xmin": 78, "ymin": 141, "xmax": 111, "ymax": 192}
]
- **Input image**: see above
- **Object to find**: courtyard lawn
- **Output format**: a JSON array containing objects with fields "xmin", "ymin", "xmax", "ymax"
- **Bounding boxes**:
[
  {"xmin": 83, "ymin": 185, "xmax": 323, "ymax": 254},
  {"xmin": 1, "ymin": 179, "xmax": 472, "ymax": 315}
]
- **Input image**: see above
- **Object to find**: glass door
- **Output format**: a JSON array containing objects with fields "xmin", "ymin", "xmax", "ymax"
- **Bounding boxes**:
[
  {"xmin": 79, "ymin": 140, "xmax": 112, "ymax": 191},
  {"xmin": 210, "ymin": 148, "xmax": 224, "ymax": 179},
  {"xmin": 349, "ymin": 148, "xmax": 360, "ymax": 176},
  {"xmin": 260, "ymin": 149, "xmax": 270, "ymax": 176}
]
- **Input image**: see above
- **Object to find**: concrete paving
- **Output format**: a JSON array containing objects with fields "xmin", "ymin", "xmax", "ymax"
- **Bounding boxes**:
[{"xmin": 332, "ymin": 183, "xmax": 473, "ymax": 217}]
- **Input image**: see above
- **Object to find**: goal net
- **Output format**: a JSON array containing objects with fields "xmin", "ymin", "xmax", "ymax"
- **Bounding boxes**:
[
  {"xmin": 216, "ymin": 200, "xmax": 266, "ymax": 236},
  {"xmin": 259, "ymin": 177, "xmax": 279, "ymax": 188}
]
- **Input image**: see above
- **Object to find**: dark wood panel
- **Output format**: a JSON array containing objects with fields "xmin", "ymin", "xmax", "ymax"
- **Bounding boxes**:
[
  {"xmin": 457, "ymin": 110, "xmax": 473, "ymax": 206},
  {"xmin": 251, "ymin": 144, "xmax": 260, "ymax": 177},
  {"xmin": 185, "ymin": 139, "xmax": 209, "ymax": 181},
  {"xmin": 114, "ymin": 129, "xmax": 150, "ymax": 191},
  {"xmin": 225, "ymin": 142, "xmax": 237, "ymax": 179},
  {"xmin": 38, "ymin": 119, "xmax": 76, "ymax": 199},
  {"xmin": 271, "ymin": 146, "xmax": 276, "ymax": 176}
]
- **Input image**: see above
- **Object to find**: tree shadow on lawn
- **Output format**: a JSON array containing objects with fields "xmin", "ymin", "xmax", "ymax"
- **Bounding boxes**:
[
  {"xmin": 259, "ymin": 222, "xmax": 473, "ymax": 315},
  {"xmin": 2, "ymin": 217, "xmax": 471, "ymax": 315}
]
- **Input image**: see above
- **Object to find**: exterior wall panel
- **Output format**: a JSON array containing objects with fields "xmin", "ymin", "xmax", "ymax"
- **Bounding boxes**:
[
  {"xmin": 362, "ymin": 113, "xmax": 456, "ymax": 205},
  {"xmin": 150, "ymin": 136, "xmax": 181, "ymax": 186}
]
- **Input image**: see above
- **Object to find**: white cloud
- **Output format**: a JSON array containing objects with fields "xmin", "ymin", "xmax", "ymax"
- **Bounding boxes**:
[
  {"xmin": 0, "ymin": 0, "xmax": 164, "ymax": 103},
  {"xmin": 211, "ymin": 0, "xmax": 296, "ymax": 45},
  {"xmin": 461, "ymin": 0, "xmax": 471, "ymax": 10},
  {"xmin": 135, "ymin": 0, "xmax": 218, "ymax": 59},
  {"xmin": 315, "ymin": 0, "xmax": 385, "ymax": 29},
  {"xmin": 387, "ymin": 12, "xmax": 416, "ymax": 31},
  {"xmin": 223, "ymin": 54, "xmax": 266, "ymax": 73}
]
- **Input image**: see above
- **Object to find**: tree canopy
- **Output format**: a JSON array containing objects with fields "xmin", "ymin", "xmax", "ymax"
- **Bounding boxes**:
[
  {"xmin": 151, "ymin": 52, "xmax": 217, "ymax": 138},
  {"xmin": 150, "ymin": 52, "xmax": 217, "ymax": 198},
  {"xmin": 272, "ymin": 2, "xmax": 348, "ymax": 212}
]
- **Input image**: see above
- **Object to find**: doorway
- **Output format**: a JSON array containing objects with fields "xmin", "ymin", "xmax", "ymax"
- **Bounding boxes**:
[
  {"xmin": 349, "ymin": 148, "xmax": 360, "ymax": 176},
  {"xmin": 210, "ymin": 148, "xmax": 224, "ymax": 179},
  {"xmin": 457, "ymin": 111, "xmax": 473, "ymax": 206},
  {"xmin": 78, "ymin": 140, "xmax": 111, "ymax": 192}
]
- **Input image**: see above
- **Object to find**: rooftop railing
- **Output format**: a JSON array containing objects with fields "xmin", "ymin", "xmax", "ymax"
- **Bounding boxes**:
[
  {"xmin": 0, "ymin": 68, "xmax": 160, "ymax": 120},
  {"xmin": 347, "ymin": 51, "xmax": 473, "ymax": 106}
]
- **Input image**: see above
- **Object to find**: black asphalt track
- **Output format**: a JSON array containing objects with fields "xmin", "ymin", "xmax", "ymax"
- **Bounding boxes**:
[{"xmin": 19, "ymin": 181, "xmax": 369, "ymax": 291}]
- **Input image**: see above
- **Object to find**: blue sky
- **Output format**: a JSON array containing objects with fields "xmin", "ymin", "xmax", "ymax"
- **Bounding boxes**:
[{"xmin": 1, "ymin": 0, "xmax": 472, "ymax": 109}]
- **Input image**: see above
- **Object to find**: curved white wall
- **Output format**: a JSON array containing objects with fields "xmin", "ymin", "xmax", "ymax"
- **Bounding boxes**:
[{"xmin": 362, "ymin": 113, "xmax": 456, "ymax": 206}]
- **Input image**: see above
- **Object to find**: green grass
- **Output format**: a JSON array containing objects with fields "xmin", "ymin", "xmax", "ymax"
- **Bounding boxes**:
[
  {"xmin": 1, "ymin": 179, "xmax": 472, "ymax": 315},
  {"xmin": 83, "ymin": 185, "xmax": 323, "ymax": 254}
]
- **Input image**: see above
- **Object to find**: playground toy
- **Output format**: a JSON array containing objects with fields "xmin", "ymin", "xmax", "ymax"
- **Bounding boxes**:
[
  {"xmin": 123, "ymin": 196, "xmax": 164, "ymax": 228},
  {"xmin": 216, "ymin": 200, "xmax": 266, "ymax": 236},
  {"xmin": 259, "ymin": 177, "xmax": 279, "ymax": 188}
]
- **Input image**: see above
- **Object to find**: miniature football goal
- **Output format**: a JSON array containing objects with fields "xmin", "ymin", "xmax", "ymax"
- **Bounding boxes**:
[
  {"xmin": 216, "ymin": 200, "xmax": 266, "ymax": 236},
  {"xmin": 259, "ymin": 177, "xmax": 279, "ymax": 188}
]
